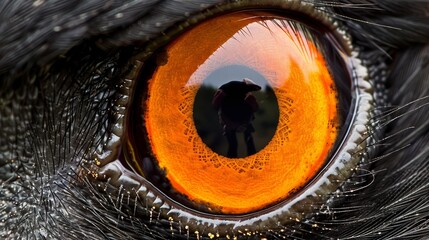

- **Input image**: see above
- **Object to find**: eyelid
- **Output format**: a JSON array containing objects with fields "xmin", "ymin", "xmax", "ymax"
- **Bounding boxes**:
[{"xmin": 89, "ymin": 1, "xmax": 375, "ymax": 236}]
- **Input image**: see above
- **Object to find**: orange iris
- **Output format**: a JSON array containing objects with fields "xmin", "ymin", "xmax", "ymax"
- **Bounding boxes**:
[{"xmin": 143, "ymin": 12, "xmax": 339, "ymax": 214}]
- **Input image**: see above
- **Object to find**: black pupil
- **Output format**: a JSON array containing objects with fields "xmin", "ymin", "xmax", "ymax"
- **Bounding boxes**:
[{"xmin": 193, "ymin": 65, "xmax": 280, "ymax": 158}]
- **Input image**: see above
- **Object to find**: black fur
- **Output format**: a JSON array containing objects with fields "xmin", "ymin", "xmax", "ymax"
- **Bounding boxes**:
[{"xmin": 1, "ymin": 0, "xmax": 429, "ymax": 239}]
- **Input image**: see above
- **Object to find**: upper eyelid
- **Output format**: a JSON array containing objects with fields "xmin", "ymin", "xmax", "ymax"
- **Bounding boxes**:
[{"xmin": 0, "ymin": 1, "xmax": 220, "ymax": 85}]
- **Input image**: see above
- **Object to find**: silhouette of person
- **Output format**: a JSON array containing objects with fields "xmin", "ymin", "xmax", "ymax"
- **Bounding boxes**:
[{"xmin": 212, "ymin": 78, "xmax": 261, "ymax": 158}]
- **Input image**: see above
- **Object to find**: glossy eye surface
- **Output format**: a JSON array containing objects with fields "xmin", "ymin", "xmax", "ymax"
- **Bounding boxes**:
[{"xmin": 126, "ymin": 11, "xmax": 353, "ymax": 215}]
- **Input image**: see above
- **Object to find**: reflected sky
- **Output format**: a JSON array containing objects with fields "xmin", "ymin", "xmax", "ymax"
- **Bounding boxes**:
[
  {"xmin": 201, "ymin": 64, "xmax": 270, "ymax": 89},
  {"xmin": 186, "ymin": 19, "xmax": 321, "ymax": 89}
]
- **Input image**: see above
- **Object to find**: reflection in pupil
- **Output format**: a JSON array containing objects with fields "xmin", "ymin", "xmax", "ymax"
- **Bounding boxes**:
[
  {"xmin": 193, "ymin": 68, "xmax": 279, "ymax": 159},
  {"xmin": 213, "ymin": 79, "xmax": 261, "ymax": 158}
]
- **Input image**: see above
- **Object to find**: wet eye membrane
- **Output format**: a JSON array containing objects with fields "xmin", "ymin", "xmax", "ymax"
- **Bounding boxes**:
[{"xmin": 124, "ymin": 10, "xmax": 354, "ymax": 215}]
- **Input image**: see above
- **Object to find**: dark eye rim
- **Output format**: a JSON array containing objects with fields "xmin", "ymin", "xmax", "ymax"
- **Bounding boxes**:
[{"xmin": 94, "ymin": 0, "xmax": 374, "ymax": 235}]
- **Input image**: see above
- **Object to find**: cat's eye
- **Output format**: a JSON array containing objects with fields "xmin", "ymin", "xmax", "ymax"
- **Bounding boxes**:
[{"xmin": 95, "ymin": 1, "xmax": 373, "ymax": 235}]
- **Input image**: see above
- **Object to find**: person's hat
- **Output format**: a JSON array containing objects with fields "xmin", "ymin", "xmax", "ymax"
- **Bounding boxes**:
[{"xmin": 242, "ymin": 78, "xmax": 262, "ymax": 91}]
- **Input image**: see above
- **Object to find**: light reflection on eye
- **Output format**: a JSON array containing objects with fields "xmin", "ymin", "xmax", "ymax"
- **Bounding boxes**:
[{"xmin": 125, "ymin": 11, "xmax": 352, "ymax": 215}]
